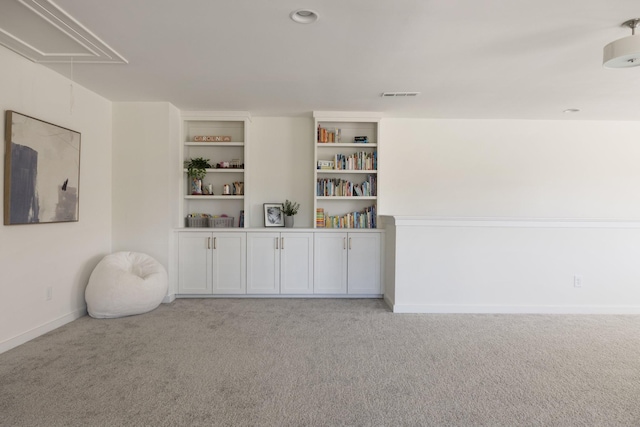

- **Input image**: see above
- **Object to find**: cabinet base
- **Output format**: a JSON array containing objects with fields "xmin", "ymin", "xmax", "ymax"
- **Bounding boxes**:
[{"xmin": 175, "ymin": 294, "xmax": 383, "ymax": 299}]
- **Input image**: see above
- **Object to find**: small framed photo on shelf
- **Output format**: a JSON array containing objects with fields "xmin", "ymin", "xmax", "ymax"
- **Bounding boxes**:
[{"xmin": 263, "ymin": 203, "xmax": 284, "ymax": 227}]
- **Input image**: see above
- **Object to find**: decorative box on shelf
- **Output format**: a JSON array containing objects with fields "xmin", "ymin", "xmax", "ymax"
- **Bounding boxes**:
[
  {"xmin": 186, "ymin": 215, "xmax": 209, "ymax": 228},
  {"xmin": 317, "ymin": 160, "xmax": 335, "ymax": 170},
  {"xmin": 193, "ymin": 135, "xmax": 232, "ymax": 142},
  {"xmin": 209, "ymin": 217, "xmax": 234, "ymax": 228},
  {"xmin": 185, "ymin": 214, "xmax": 235, "ymax": 228}
]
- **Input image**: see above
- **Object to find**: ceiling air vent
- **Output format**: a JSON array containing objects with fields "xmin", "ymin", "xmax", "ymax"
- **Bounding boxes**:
[{"xmin": 381, "ymin": 92, "xmax": 420, "ymax": 97}]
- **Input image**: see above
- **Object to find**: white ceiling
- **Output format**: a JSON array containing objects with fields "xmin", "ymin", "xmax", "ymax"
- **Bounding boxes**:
[{"xmin": 3, "ymin": 0, "xmax": 640, "ymax": 120}]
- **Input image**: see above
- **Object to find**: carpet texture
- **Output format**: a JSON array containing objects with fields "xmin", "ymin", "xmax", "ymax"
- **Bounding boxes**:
[{"xmin": 1, "ymin": 299, "xmax": 639, "ymax": 426}]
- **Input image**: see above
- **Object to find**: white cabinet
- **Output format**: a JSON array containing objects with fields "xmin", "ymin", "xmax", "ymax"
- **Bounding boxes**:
[
  {"xmin": 247, "ymin": 232, "xmax": 314, "ymax": 294},
  {"xmin": 346, "ymin": 232, "xmax": 381, "ymax": 294},
  {"xmin": 178, "ymin": 232, "xmax": 212, "ymax": 294},
  {"xmin": 178, "ymin": 232, "xmax": 246, "ymax": 295},
  {"xmin": 314, "ymin": 232, "xmax": 381, "ymax": 295},
  {"xmin": 313, "ymin": 112, "xmax": 380, "ymax": 230},
  {"xmin": 313, "ymin": 232, "xmax": 348, "ymax": 294},
  {"xmin": 212, "ymin": 233, "xmax": 247, "ymax": 294},
  {"xmin": 178, "ymin": 229, "xmax": 381, "ymax": 297},
  {"xmin": 181, "ymin": 112, "xmax": 250, "ymax": 228}
]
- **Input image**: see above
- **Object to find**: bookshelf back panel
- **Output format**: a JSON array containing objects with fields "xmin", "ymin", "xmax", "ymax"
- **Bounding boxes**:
[
  {"xmin": 184, "ymin": 121, "xmax": 245, "ymax": 143},
  {"xmin": 185, "ymin": 146, "xmax": 244, "ymax": 165},
  {"xmin": 184, "ymin": 198, "xmax": 244, "ymax": 221},
  {"xmin": 317, "ymin": 122, "xmax": 377, "ymax": 144},
  {"xmin": 186, "ymin": 173, "xmax": 244, "ymax": 195}
]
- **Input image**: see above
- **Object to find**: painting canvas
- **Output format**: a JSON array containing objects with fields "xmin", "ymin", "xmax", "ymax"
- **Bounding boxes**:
[{"xmin": 4, "ymin": 111, "xmax": 81, "ymax": 225}]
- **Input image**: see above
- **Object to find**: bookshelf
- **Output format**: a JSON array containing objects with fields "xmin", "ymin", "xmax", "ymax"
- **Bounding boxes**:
[
  {"xmin": 181, "ymin": 112, "xmax": 250, "ymax": 228},
  {"xmin": 175, "ymin": 111, "xmax": 384, "ymax": 298},
  {"xmin": 313, "ymin": 112, "xmax": 381, "ymax": 229}
]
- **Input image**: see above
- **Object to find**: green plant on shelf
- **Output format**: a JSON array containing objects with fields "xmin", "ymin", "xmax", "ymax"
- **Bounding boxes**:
[
  {"xmin": 185, "ymin": 157, "xmax": 211, "ymax": 180},
  {"xmin": 283, "ymin": 199, "xmax": 300, "ymax": 216}
]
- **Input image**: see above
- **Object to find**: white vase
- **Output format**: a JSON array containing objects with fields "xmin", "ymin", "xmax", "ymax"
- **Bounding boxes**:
[{"xmin": 284, "ymin": 215, "xmax": 294, "ymax": 228}]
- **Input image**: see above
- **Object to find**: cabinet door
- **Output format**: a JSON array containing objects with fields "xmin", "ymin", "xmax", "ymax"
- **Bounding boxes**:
[
  {"xmin": 281, "ymin": 233, "xmax": 314, "ymax": 294},
  {"xmin": 347, "ymin": 233, "xmax": 381, "ymax": 294},
  {"xmin": 247, "ymin": 232, "xmax": 280, "ymax": 294},
  {"xmin": 212, "ymin": 232, "xmax": 246, "ymax": 294},
  {"xmin": 314, "ymin": 232, "xmax": 348, "ymax": 294},
  {"xmin": 178, "ymin": 232, "xmax": 212, "ymax": 294}
]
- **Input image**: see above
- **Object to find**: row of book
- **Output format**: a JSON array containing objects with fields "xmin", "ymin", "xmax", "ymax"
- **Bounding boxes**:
[
  {"xmin": 315, "ymin": 205, "xmax": 377, "ymax": 229},
  {"xmin": 317, "ymin": 176, "xmax": 377, "ymax": 197},
  {"xmin": 317, "ymin": 127, "xmax": 341, "ymax": 143},
  {"xmin": 329, "ymin": 151, "xmax": 377, "ymax": 171}
]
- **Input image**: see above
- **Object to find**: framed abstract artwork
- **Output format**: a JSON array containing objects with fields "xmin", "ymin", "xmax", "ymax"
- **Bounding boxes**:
[
  {"xmin": 263, "ymin": 203, "xmax": 284, "ymax": 227},
  {"xmin": 4, "ymin": 111, "xmax": 81, "ymax": 225}
]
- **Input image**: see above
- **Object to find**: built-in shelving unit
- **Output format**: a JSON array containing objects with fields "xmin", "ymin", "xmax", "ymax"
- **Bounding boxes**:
[
  {"xmin": 313, "ymin": 112, "xmax": 381, "ymax": 229},
  {"xmin": 181, "ymin": 112, "xmax": 250, "ymax": 228},
  {"xmin": 175, "ymin": 111, "xmax": 385, "ymax": 299}
]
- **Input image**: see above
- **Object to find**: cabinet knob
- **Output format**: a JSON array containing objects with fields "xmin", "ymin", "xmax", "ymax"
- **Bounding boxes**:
[
  {"xmin": 276, "ymin": 237, "xmax": 279, "ymax": 250},
  {"xmin": 207, "ymin": 237, "xmax": 211, "ymax": 250},
  {"xmin": 349, "ymin": 237, "xmax": 352, "ymax": 250},
  {"xmin": 214, "ymin": 237, "xmax": 217, "ymax": 250},
  {"xmin": 343, "ymin": 237, "xmax": 346, "ymax": 250},
  {"xmin": 281, "ymin": 237, "xmax": 284, "ymax": 249}
]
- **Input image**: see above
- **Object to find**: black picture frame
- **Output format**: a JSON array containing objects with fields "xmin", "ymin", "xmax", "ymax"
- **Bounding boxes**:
[{"xmin": 263, "ymin": 203, "xmax": 284, "ymax": 227}]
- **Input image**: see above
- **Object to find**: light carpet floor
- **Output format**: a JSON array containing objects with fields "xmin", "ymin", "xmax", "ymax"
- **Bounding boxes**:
[{"xmin": 1, "ymin": 298, "xmax": 639, "ymax": 426}]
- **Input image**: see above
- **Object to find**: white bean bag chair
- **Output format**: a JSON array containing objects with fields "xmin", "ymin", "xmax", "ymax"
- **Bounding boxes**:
[{"xmin": 85, "ymin": 252, "xmax": 168, "ymax": 318}]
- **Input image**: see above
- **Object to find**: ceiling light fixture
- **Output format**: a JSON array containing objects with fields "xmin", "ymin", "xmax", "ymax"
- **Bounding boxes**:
[
  {"xmin": 563, "ymin": 108, "xmax": 580, "ymax": 113},
  {"xmin": 603, "ymin": 18, "xmax": 640, "ymax": 68},
  {"xmin": 290, "ymin": 9, "xmax": 319, "ymax": 24}
]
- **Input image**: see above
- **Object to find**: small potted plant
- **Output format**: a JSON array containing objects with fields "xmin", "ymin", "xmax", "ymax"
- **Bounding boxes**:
[
  {"xmin": 283, "ymin": 199, "xmax": 300, "ymax": 228},
  {"xmin": 185, "ymin": 157, "xmax": 210, "ymax": 194}
]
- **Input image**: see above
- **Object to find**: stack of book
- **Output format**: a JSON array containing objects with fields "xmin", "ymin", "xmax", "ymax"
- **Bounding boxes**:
[{"xmin": 316, "ymin": 208, "xmax": 325, "ymax": 227}]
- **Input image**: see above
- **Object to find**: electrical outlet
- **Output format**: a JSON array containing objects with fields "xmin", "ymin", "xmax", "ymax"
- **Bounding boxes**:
[
  {"xmin": 573, "ymin": 275, "xmax": 583, "ymax": 288},
  {"xmin": 46, "ymin": 286, "xmax": 52, "ymax": 300}
]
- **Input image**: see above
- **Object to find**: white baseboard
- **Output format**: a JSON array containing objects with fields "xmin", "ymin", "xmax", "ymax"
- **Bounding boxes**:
[
  {"xmin": 391, "ymin": 304, "xmax": 640, "ymax": 314},
  {"xmin": 162, "ymin": 294, "xmax": 176, "ymax": 304},
  {"xmin": 0, "ymin": 307, "xmax": 87, "ymax": 354},
  {"xmin": 175, "ymin": 294, "xmax": 383, "ymax": 299}
]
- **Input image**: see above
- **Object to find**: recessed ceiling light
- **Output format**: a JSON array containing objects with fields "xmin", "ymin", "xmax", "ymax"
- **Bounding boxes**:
[
  {"xmin": 290, "ymin": 9, "xmax": 319, "ymax": 24},
  {"xmin": 563, "ymin": 108, "xmax": 580, "ymax": 113}
]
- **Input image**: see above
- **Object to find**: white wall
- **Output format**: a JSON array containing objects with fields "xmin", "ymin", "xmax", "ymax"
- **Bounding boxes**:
[
  {"xmin": 379, "ymin": 119, "xmax": 640, "ymax": 313},
  {"xmin": 0, "ymin": 46, "xmax": 112, "ymax": 352},
  {"xmin": 248, "ymin": 117, "xmax": 314, "ymax": 228},
  {"xmin": 112, "ymin": 102, "xmax": 180, "ymax": 295},
  {"xmin": 379, "ymin": 119, "xmax": 640, "ymax": 218},
  {"xmin": 387, "ymin": 218, "xmax": 640, "ymax": 313}
]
